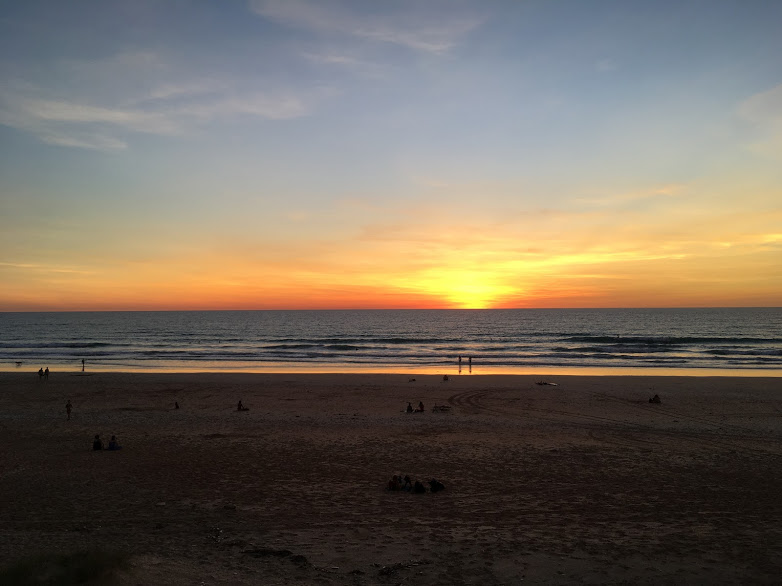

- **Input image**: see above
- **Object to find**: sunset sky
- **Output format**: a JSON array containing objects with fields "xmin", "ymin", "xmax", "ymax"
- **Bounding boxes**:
[{"xmin": 1, "ymin": 0, "xmax": 781, "ymax": 310}]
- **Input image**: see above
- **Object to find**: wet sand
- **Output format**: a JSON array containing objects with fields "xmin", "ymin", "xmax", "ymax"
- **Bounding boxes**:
[{"xmin": 1, "ymin": 372, "xmax": 780, "ymax": 584}]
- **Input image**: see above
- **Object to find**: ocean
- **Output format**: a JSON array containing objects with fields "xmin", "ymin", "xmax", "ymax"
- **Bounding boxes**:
[{"xmin": 1, "ymin": 308, "xmax": 781, "ymax": 375}]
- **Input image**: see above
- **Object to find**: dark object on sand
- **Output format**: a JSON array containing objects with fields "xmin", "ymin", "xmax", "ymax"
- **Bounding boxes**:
[
  {"xmin": 237, "ymin": 400, "xmax": 249, "ymax": 411},
  {"xmin": 175, "ymin": 401, "xmax": 179, "ymax": 409},
  {"xmin": 649, "ymin": 394, "xmax": 662, "ymax": 404},
  {"xmin": 429, "ymin": 479, "xmax": 445, "ymax": 493},
  {"xmin": 108, "ymin": 435, "xmax": 121, "ymax": 450},
  {"xmin": 92, "ymin": 435, "xmax": 103, "ymax": 451},
  {"xmin": 442, "ymin": 375, "xmax": 449, "ymax": 381},
  {"xmin": 413, "ymin": 480, "xmax": 426, "ymax": 494},
  {"xmin": 536, "ymin": 381, "xmax": 558, "ymax": 386}
]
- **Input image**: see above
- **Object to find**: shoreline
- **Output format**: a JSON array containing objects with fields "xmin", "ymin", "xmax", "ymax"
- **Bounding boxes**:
[{"xmin": 4, "ymin": 364, "xmax": 782, "ymax": 377}]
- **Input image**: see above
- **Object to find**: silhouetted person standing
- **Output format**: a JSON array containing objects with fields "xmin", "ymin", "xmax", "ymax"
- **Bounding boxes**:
[{"xmin": 82, "ymin": 359, "xmax": 85, "ymax": 372}]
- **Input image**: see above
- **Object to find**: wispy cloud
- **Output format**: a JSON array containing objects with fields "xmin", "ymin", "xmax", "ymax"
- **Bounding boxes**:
[
  {"xmin": 250, "ymin": 0, "xmax": 484, "ymax": 53},
  {"xmin": 739, "ymin": 83, "xmax": 782, "ymax": 160},
  {"xmin": 0, "ymin": 51, "xmax": 325, "ymax": 151},
  {"xmin": 0, "ymin": 261, "xmax": 93, "ymax": 275}
]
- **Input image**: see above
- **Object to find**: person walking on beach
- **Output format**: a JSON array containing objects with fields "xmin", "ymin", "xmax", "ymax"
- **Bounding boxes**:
[
  {"xmin": 81, "ymin": 358, "xmax": 85, "ymax": 372},
  {"xmin": 44, "ymin": 367, "xmax": 49, "ymax": 379},
  {"xmin": 38, "ymin": 368, "xmax": 44, "ymax": 379},
  {"xmin": 66, "ymin": 400, "xmax": 72, "ymax": 420}
]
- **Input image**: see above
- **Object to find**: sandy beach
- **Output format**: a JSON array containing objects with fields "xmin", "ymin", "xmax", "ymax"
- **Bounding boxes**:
[{"xmin": 0, "ymin": 371, "xmax": 780, "ymax": 584}]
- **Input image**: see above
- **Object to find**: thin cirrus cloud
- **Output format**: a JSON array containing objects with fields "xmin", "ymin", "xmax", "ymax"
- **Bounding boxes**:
[
  {"xmin": 739, "ymin": 83, "xmax": 782, "ymax": 160},
  {"xmin": 250, "ymin": 0, "xmax": 484, "ymax": 53},
  {"xmin": 0, "ymin": 51, "xmax": 323, "ymax": 151}
]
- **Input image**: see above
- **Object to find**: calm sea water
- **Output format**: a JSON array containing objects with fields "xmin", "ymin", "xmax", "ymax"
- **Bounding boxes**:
[{"xmin": 1, "ymin": 309, "xmax": 781, "ymax": 374}]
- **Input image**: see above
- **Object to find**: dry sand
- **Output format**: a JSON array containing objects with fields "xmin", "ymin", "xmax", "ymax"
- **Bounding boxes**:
[{"xmin": 1, "ymin": 371, "xmax": 781, "ymax": 585}]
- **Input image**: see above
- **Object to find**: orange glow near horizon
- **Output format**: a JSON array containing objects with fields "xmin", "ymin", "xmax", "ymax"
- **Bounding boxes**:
[
  {"xmin": 3, "ymin": 227, "xmax": 781, "ymax": 311},
  {"xmin": 2, "ymin": 179, "xmax": 781, "ymax": 311}
]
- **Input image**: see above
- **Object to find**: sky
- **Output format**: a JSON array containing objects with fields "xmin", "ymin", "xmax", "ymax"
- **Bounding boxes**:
[{"xmin": 1, "ymin": 0, "xmax": 781, "ymax": 310}]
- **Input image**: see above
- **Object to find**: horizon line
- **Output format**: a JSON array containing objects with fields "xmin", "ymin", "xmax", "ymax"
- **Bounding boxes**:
[{"xmin": 2, "ymin": 306, "xmax": 781, "ymax": 313}]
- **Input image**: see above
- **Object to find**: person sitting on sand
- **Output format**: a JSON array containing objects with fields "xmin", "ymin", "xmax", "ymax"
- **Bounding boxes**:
[
  {"xmin": 387, "ymin": 475, "xmax": 402, "ymax": 491},
  {"xmin": 429, "ymin": 478, "xmax": 445, "ymax": 493},
  {"xmin": 416, "ymin": 401, "xmax": 424, "ymax": 412},
  {"xmin": 406, "ymin": 402, "xmax": 413, "ymax": 413},
  {"xmin": 93, "ymin": 434, "xmax": 104, "ymax": 451},
  {"xmin": 175, "ymin": 401, "xmax": 180, "ymax": 410},
  {"xmin": 108, "ymin": 435, "xmax": 121, "ymax": 450},
  {"xmin": 649, "ymin": 394, "xmax": 662, "ymax": 404},
  {"xmin": 237, "ymin": 400, "xmax": 249, "ymax": 411},
  {"xmin": 442, "ymin": 375, "xmax": 449, "ymax": 381},
  {"xmin": 413, "ymin": 480, "xmax": 426, "ymax": 494},
  {"xmin": 402, "ymin": 475, "xmax": 412, "ymax": 492}
]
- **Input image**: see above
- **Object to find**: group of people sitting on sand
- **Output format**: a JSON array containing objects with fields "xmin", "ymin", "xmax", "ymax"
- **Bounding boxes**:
[
  {"xmin": 387, "ymin": 475, "xmax": 445, "ymax": 494},
  {"xmin": 92, "ymin": 434, "xmax": 121, "ymax": 451},
  {"xmin": 406, "ymin": 401, "xmax": 451, "ymax": 413}
]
